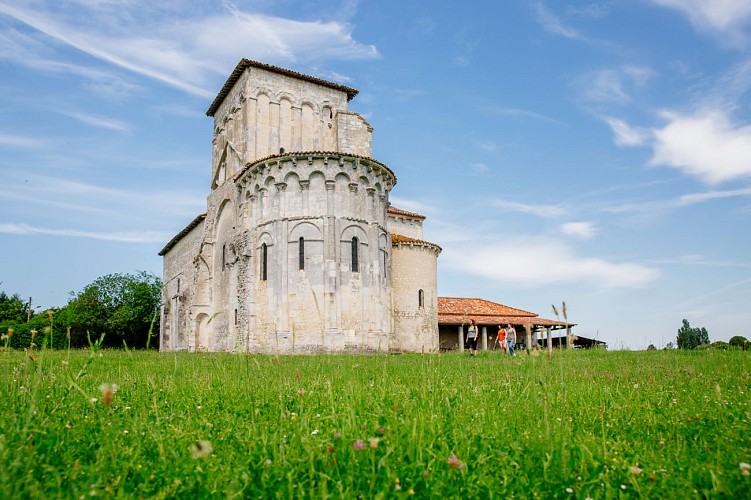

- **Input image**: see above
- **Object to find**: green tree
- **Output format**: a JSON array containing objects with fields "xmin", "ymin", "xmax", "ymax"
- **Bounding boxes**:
[
  {"xmin": 729, "ymin": 335, "xmax": 749, "ymax": 350},
  {"xmin": 676, "ymin": 319, "xmax": 710, "ymax": 350},
  {"xmin": 66, "ymin": 271, "xmax": 161, "ymax": 348},
  {"xmin": 0, "ymin": 291, "xmax": 29, "ymax": 323}
]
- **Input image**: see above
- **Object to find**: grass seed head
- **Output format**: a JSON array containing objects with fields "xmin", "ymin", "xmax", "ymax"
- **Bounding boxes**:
[
  {"xmin": 447, "ymin": 454, "xmax": 466, "ymax": 469},
  {"xmin": 98, "ymin": 384, "xmax": 118, "ymax": 406},
  {"xmin": 191, "ymin": 440, "xmax": 213, "ymax": 459}
]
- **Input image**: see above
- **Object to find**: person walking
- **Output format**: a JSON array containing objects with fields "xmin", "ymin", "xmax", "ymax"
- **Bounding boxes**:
[
  {"xmin": 506, "ymin": 323, "xmax": 517, "ymax": 356},
  {"xmin": 465, "ymin": 319, "xmax": 479, "ymax": 356},
  {"xmin": 496, "ymin": 324, "xmax": 507, "ymax": 354}
]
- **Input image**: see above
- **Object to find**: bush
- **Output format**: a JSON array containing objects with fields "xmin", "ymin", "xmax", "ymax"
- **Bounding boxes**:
[{"xmin": 729, "ymin": 336, "xmax": 749, "ymax": 350}]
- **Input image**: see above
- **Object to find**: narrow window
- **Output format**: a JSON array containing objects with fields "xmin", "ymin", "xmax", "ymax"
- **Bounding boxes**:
[
  {"xmin": 418, "ymin": 289, "xmax": 424, "ymax": 308},
  {"xmin": 234, "ymin": 309, "xmax": 238, "ymax": 325},
  {"xmin": 383, "ymin": 251, "xmax": 387, "ymax": 277},
  {"xmin": 299, "ymin": 237, "xmax": 305, "ymax": 270},
  {"xmin": 222, "ymin": 244, "xmax": 226, "ymax": 271},
  {"xmin": 351, "ymin": 237, "xmax": 359, "ymax": 273},
  {"xmin": 177, "ymin": 278, "xmax": 180, "ymax": 293},
  {"xmin": 261, "ymin": 243, "xmax": 268, "ymax": 281}
]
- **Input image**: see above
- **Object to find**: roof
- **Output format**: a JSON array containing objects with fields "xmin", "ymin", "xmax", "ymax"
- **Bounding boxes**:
[
  {"xmin": 158, "ymin": 213, "xmax": 206, "ymax": 256},
  {"xmin": 233, "ymin": 151, "xmax": 397, "ymax": 185},
  {"xmin": 207, "ymin": 59, "xmax": 360, "ymax": 117},
  {"xmin": 391, "ymin": 233, "xmax": 442, "ymax": 253},
  {"xmin": 437, "ymin": 297, "xmax": 574, "ymax": 328},
  {"xmin": 387, "ymin": 206, "xmax": 426, "ymax": 220}
]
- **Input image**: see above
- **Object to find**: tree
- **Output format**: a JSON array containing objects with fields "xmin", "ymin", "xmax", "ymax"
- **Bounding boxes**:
[
  {"xmin": 0, "ymin": 291, "xmax": 30, "ymax": 323},
  {"xmin": 647, "ymin": 344, "xmax": 657, "ymax": 350},
  {"xmin": 664, "ymin": 341, "xmax": 674, "ymax": 350},
  {"xmin": 676, "ymin": 319, "xmax": 710, "ymax": 350},
  {"xmin": 66, "ymin": 271, "xmax": 162, "ymax": 348},
  {"xmin": 729, "ymin": 336, "xmax": 749, "ymax": 350}
]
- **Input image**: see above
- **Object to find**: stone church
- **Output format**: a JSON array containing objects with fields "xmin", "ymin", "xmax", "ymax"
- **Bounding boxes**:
[{"xmin": 158, "ymin": 59, "xmax": 442, "ymax": 354}]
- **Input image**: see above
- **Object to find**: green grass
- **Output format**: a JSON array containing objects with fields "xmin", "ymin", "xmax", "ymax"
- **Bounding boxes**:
[{"xmin": 0, "ymin": 347, "xmax": 749, "ymax": 498}]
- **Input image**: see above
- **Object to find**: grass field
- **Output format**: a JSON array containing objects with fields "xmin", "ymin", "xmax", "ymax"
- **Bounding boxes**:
[{"xmin": 1, "ymin": 345, "xmax": 749, "ymax": 498}]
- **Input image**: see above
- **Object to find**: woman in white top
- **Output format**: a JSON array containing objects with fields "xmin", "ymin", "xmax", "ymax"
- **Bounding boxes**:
[{"xmin": 465, "ymin": 319, "xmax": 479, "ymax": 356}]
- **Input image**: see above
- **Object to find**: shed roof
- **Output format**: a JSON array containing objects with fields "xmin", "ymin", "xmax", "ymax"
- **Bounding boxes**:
[
  {"xmin": 437, "ymin": 297, "xmax": 574, "ymax": 328},
  {"xmin": 387, "ymin": 206, "xmax": 426, "ymax": 220},
  {"xmin": 391, "ymin": 233, "xmax": 442, "ymax": 253},
  {"xmin": 207, "ymin": 59, "xmax": 359, "ymax": 117}
]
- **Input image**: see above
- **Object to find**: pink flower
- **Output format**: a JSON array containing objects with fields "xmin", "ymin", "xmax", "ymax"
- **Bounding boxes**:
[
  {"xmin": 630, "ymin": 466, "xmax": 643, "ymax": 475},
  {"xmin": 353, "ymin": 440, "xmax": 366, "ymax": 451},
  {"xmin": 447, "ymin": 454, "xmax": 466, "ymax": 469},
  {"xmin": 369, "ymin": 437, "xmax": 380, "ymax": 448}
]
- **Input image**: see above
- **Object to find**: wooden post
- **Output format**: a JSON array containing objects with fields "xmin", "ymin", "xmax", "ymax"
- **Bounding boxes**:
[
  {"xmin": 481, "ymin": 326, "xmax": 488, "ymax": 351},
  {"xmin": 546, "ymin": 327, "xmax": 552, "ymax": 354},
  {"xmin": 525, "ymin": 327, "xmax": 531, "ymax": 354},
  {"xmin": 566, "ymin": 325, "xmax": 572, "ymax": 349},
  {"xmin": 458, "ymin": 325, "xmax": 464, "ymax": 353}
]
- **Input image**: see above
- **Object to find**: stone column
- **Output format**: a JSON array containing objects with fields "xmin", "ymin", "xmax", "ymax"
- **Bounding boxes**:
[
  {"xmin": 481, "ymin": 326, "xmax": 488, "ymax": 351},
  {"xmin": 566, "ymin": 326, "xmax": 572, "ymax": 349},
  {"xmin": 458, "ymin": 325, "xmax": 464, "ymax": 353},
  {"xmin": 546, "ymin": 327, "xmax": 552, "ymax": 354}
]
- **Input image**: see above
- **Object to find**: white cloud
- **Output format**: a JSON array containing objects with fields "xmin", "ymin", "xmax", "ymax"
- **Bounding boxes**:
[
  {"xmin": 580, "ymin": 66, "xmax": 655, "ymax": 104},
  {"xmin": 0, "ymin": 222, "xmax": 169, "ymax": 243},
  {"xmin": 649, "ymin": 0, "xmax": 751, "ymax": 45},
  {"xmin": 492, "ymin": 199, "xmax": 567, "ymax": 218},
  {"xmin": 469, "ymin": 163, "xmax": 490, "ymax": 174},
  {"xmin": 561, "ymin": 221, "xmax": 597, "ymax": 239},
  {"xmin": 651, "ymin": 109, "xmax": 751, "ymax": 184},
  {"xmin": 496, "ymin": 107, "xmax": 567, "ymax": 126},
  {"xmin": 605, "ymin": 117, "xmax": 650, "ymax": 147},
  {"xmin": 0, "ymin": 1, "xmax": 379, "ymax": 98},
  {"xmin": 0, "ymin": 133, "xmax": 42, "ymax": 148},
  {"xmin": 532, "ymin": 1, "xmax": 584, "ymax": 40},
  {"xmin": 442, "ymin": 238, "xmax": 659, "ymax": 288},
  {"xmin": 57, "ymin": 110, "xmax": 129, "ymax": 131}
]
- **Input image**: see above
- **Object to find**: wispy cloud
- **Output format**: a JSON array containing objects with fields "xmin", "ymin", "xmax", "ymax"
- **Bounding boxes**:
[
  {"xmin": 532, "ymin": 1, "xmax": 584, "ymax": 40},
  {"xmin": 579, "ymin": 66, "xmax": 656, "ymax": 105},
  {"xmin": 0, "ymin": 1, "xmax": 379, "ymax": 98},
  {"xmin": 492, "ymin": 199, "xmax": 567, "ymax": 218},
  {"xmin": 605, "ymin": 117, "xmax": 650, "ymax": 146},
  {"xmin": 495, "ymin": 107, "xmax": 567, "ymax": 126},
  {"xmin": 442, "ymin": 237, "xmax": 659, "ymax": 288},
  {"xmin": 56, "ymin": 110, "xmax": 129, "ymax": 131},
  {"xmin": 561, "ymin": 221, "xmax": 597, "ymax": 239},
  {"xmin": 469, "ymin": 163, "xmax": 490, "ymax": 175},
  {"xmin": 0, "ymin": 133, "xmax": 42, "ymax": 148},
  {"xmin": 0, "ymin": 222, "xmax": 169, "ymax": 243},
  {"xmin": 601, "ymin": 186, "xmax": 751, "ymax": 214},
  {"xmin": 648, "ymin": 0, "xmax": 751, "ymax": 46}
]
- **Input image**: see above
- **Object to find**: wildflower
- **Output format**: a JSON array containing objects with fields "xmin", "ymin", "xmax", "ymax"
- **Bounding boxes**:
[
  {"xmin": 90, "ymin": 398, "xmax": 98, "ymax": 404},
  {"xmin": 630, "ymin": 466, "xmax": 643, "ymax": 475},
  {"xmin": 361, "ymin": 422, "xmax": 368, "ymax": 430},
  {"xmin": 408, "ymin": 489, "xmax": 415, "ymax": 495},
  {"xmin": 741, "ymin": 462, "xmax": 750, "ymax": 476},
  {"xmin": 47, "ymin": 310, "xmax": 53, "ymax": 322},
  {"xmin": 375, "ymin": 426, "xmax": 385, "ymax": 435},
  {"xmin": 369, "ymin": 437, "xmax": 379, "ymax": 448},
  {"xmin": 395, "ymin": 484, "xmax": 401, "ymax": 492},
  {"xmin": 447, "ymin": 454, "xmax": 466, "ymax": 469},
  {"xmin": 333, "ymin": 432, "xmax": 341, "ymax": 440},
  {"xmin": 123, "ymin": 430, "xmax": 129, "ymax": 434},
  {"xmin": 190, "ymin": 440, "xmax": 213, "ymax": 459},
  {"xmin": 566, "ymin": 487, "xmax": 573, "ymax": 493},
  {"xmin": 620, "ymin": 485, "xmax": 626, "ymax": 490},
  {"xmin": 98, "ymin": 384, "xmax": 118, "ymax": 406},
  {"xmin": 30, "ymin": 329, "xmax": 37, "ymax": 340},
  {"xmin": 311, "ymin": 429, "xmax": 319, "ymax": 436},
  {"xmin": 265, "ymin": 459, "xmax": 272, "ymax": 465},
  {"xmin": 7, "ymin": 327, "xmax": 13, "ymax": 337},
  {"xmin": 297, "ymin": 389, "xmax": 305, "ymax": 397},
  {"xmin": 353, "ymin": 440, "xmax": 366, "ymax": 451},
  {"xmin": 28, "ymin": 353, "xmax": 37, "ymax": 362},
  {"xmin": 422, "ymin": 470, "xmax": 429, "ymax": 477},
  {"xmin": 633, "ymin": 384, "xmax": 639, "ymax": 389},
  {"xmin": 0, "ymin": 334, "xmax": 6, "ymax": 341},
  {"xmin": 327, "ymin": 445, "xmax": 335, "ymax": 453}
]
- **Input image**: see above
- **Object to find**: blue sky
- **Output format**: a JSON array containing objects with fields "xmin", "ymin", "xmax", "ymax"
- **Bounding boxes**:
[{"xmin": 1, "ymin": 0, "xmax": 750, "ymax": 349}]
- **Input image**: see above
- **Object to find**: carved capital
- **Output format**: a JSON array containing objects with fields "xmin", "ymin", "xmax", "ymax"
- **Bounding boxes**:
[
  {"xmin": 325, "ymin": 180, "xmax": 336, "ymax": 191},
  {"xmin": 299, "ymin": 180, "xmax": 310, "ymax": 190}
]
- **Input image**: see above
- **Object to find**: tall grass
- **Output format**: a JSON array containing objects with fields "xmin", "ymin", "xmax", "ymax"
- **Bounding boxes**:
[{"xmin": 0, "ymin": 348, "xmax": 749, "ymax": 497}]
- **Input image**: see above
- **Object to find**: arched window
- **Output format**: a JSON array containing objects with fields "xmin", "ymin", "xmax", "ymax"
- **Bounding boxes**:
[
  {"xmin": 222, "ymin": 244, "xmax": 226, "ymax": 271},
  {"xmin": 261, "ymin": 243, "xmax": 268, "ymax": 281},
  {"xmin": 418, "ymin": 289, "xmax": 424, "ymax": 308},
  {"xmin": 177, "ymin": 278, "xmax": 180, "ymax": 293},
  {"xmin": 299, "ymin": 237, "xmax": 305, "ymax": 271},
  {"xmin": 351, "ymin": 237, "xmax": 359, "ymax": 273}
]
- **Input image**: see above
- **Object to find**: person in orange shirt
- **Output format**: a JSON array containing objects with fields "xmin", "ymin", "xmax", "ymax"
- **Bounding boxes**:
[{"xmin": 496, "ymin": 324, "xmax": 507, "ymax": 354}]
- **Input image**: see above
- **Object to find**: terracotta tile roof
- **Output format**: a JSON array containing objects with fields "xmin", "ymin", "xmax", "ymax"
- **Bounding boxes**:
[
  {"xmin": 438, "ymin": 297, "xmax": 537, "ymax": 317},
  {"xmin": 207, "ymin": 59, "xmax": 359, "ymax": 117},
  {"xmin": 387, "ymin": 206, "xmax": 426, "ymax": 220},
  {"xmin": 437, "ymin": 297, "xmax": 575, "ymax": 328},
  {"xmin": 233, "ymin": 151, "xmax": 397, "ymax": 186},
  {"xmin": 158, "ymin": 213, "xmax": 206, "ymax": 256},
  {"xmin": 391, "ymin": 233, "xmax": 442, "ymax": 253}
]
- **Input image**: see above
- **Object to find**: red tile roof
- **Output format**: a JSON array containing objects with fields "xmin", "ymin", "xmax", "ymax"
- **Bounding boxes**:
[
  {"xmin": 207, "ymin": 59, "xmax": 359, "ymax": 117},
  {"xmin": 437, "ymin": 297, "xmax": 574, "ymax": 328},
  {"xmin": 387, "ymin": 206, "xmax": 426, "ymax": 220},
  {"xmin": 391, "ymin": 233, "xmax": 442, "ymax": 253}
]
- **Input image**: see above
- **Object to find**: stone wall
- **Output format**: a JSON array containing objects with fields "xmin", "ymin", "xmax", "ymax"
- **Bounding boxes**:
[
  {"xmin": 391, "ymin": 242, "xmax": 439, "ymax": 352},
  {"xmin": 387, "ymin": 214, "xmax": 423, "ymax": 240}
]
